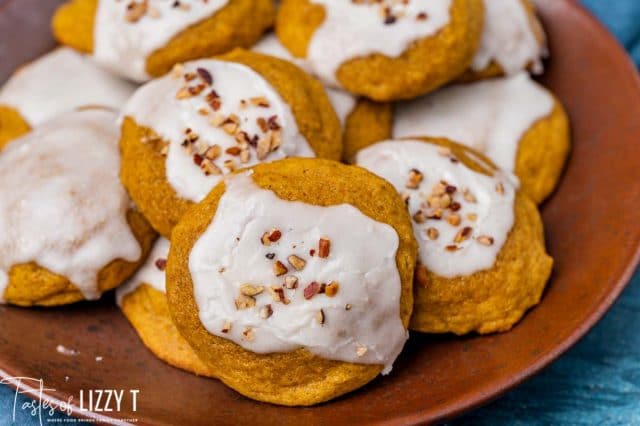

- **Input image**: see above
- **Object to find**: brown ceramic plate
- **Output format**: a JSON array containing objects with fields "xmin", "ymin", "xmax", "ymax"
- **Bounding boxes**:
[{"xmin": 1, "ymin": 0, "xmax": 639, "ymax": 424}]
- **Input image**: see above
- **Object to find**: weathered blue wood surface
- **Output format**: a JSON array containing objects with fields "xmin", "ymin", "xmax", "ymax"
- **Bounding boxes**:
[{"xmin": 0, "ymin": 1, "xmax": 638, "ymax": 424}]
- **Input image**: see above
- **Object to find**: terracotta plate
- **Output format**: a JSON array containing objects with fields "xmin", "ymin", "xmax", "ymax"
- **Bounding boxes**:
[{"xmin": 1, "ymin": 0, "xmax": 639, "ymax": 424}]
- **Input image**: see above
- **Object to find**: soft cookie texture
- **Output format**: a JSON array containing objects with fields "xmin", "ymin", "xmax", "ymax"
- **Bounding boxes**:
[
  {"xmin": 52, "ymin": 0, "xmax": 275, "ymax": 80},
  {"xmin": 355, "ymin": 137, "xmax": 553, "ymax": 335},
  {"xmin": 375, "ymin": 75, "xmax": 571, "ymax": 203},
  {"xmin": 166, "ymin": 158, "xmax": 417, "ymax": 406},
  {"xmin": 276, "ymin": 0, "xmax": 484, "ymax": 101},
  {"xmin": 0, "ymin": 110, "xmax": 155, "ymax": 307},
  {"xmin": 120, "ymin": 284, "xmax": 214, "ymax": 377},
  {"xmin": 250, "ymin": 33, "xmax": 392, "ymax": 154},
  {"xmin": 120, "ymin": 49, "xmax": 342, "ymax": 238},
  {"xmin": 459, "ymin": 0, "xmax": 546, "ymax": 81},
  {"xmin": 3, "ymin": 210, "xmax": 154, "ymax": 307},
  {"xmin": 117, "ymin": 238, "xmax": 214, "ymax": 377}
]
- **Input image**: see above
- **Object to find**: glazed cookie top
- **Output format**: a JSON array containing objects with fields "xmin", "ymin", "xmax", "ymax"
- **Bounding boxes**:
[
  {"xmin": 116, "ymin": 237, "xmax": 170, "ymax": 305},
  {"xmin": 303, "ymin": 0, "xmax": 452, "ymax": 88},
  {"xmin": 252, "ymin": 34, "xmax": 356, "ymax": 127},
  {"xmin": 393, "ymin": 73, "xmax": 554, "ymax": 172},
  {"xmin": 122, "ymin": 59, "xmax": 314, "ymax": 203},
  {"xmin": 0, "ymin": 47, "xmax": 136, "ymax": 125},
  {"xmin": 189, "ymin": 172, "xmax": 407, "ymax": 372},
  {"xmin": 94, "ymin": 0, "xmax": 230, "ymax": 81},
  {"xmin": 472, "ymin": 0, "xmax": 546, "ymax": 75},
  {"xmin": 0, "ymin": 109, "xmax": 142, "ymax": 301},
  {"xmin": 356, "ymin": 140, "xmax": 517, "ymax": 278}
]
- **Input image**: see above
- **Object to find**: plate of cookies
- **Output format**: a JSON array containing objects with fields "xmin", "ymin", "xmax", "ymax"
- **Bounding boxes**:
[{"xmin": 1, "ymin": 0, "xmax": 639, "ymax": 424}]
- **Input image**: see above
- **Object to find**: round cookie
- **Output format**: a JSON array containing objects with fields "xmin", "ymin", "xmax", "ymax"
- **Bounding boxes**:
[
  {"xmin": 356, "ymin": 138, "xmax": 553, "ymax": 335},
  {"xmin": 117, "ymin": 238, "xmax": 214, "ymax": 377},
  {"xmin": 52, "ymin": 0, "xmax": 275, "ymax": 82},
  {"xmin": 459, "ymin": 0, "xmax": 547, "ymax": 81},
  {"xmin": 0, "ymin": 109, "xmax": 155, "ymax": 307},
  {"xmin": 166, "ymin": 158, "xmax": 417, "ymax": 406},
  {"xmin": 276, "ymin": 0, "xmax": 484, "ymax": 101},
  {"xmin": 0, "ymin": 47, "xmax": 136, "ymax": 147},
  {"xmin": 120, "ymin": 49, "xmax": 342, "ymax": 238},
  {"xmin": 251, "ymin": 33, "xmax": 392, "ymax": 162},
  {"xmin": 390, "ymin": 73, "xmax": 570, "ymax": 203}
]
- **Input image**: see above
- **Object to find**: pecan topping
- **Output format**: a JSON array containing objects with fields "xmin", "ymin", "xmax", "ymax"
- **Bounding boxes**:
[
  {"xmin": 304, "ymin": 282, "xmax": 322, "ymax": 300},
  {"xmin": 426, "ymin": 228, "xmax": 439, "ymax": 240},
  {"xmin": 154, "ymin": 258, "xmax": 167, "ymax": 271},
  {"xmin": 318, "ymin": 238, "xmax": 331, "ymax": 258},
  {"xmin": 273, "ymin": 261, "xmax": 288, "ymax": 277},
  {"xmin": 325, "ymin": 281, "xmax": 340, "ymax": 297},
  {"xmin": 454, "ymin": 226, "xmax": 473, "ymax": 243},
  {"xmin": 268, "ymin": 285, "xmax": 290, "ymax": 304},
  {"xmin": 284, "ymin": 275, "xmax": 298, "ymax": 289},
  {"xmin": 287, "ymin": 255, "xmax": 306, "ymax": 271},
  {"xmin": 315, "ymin": 309, "xmax": 325, "ymax": 325},
  {"xmin": 260, "ymin": 304, "xmax": 273, "ymax": 319},
  {"xmin": 477, "ymin": 235, "xmax": 495, "ymax": 246},
  {"xmin": 240, "ymin": 284, "xmax": 264, "ymax": 297},
  {"xmin": 242, "ymin": 327, "xmax": 255, "ymax": 342},
  {"xmin": 221, "ymin": 320, "xmax": 232, "ymax": 334},
  {"xmin": 406, "ymin": 169, "xmax": 423, "ymax": 189},
  {"xmin": 235, "ymin": 294, "xmax": 256, "ymax": 310}
]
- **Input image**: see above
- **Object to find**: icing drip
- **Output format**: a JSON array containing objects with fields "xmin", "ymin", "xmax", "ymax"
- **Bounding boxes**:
[
  {"xmin": 393, "ymin": 73, "xmax": 554, "ymax": 171},
  {"xmin": 94, "ymin": 0, "xmax": 229, "ymax": 81},
  {"xmin": 252, "ymin": 34, "xmax": 356, "ymax": 126},
  {"xmin": 122, "ymin": 59, "xmax": 314, "ymax": 202},
  {"xmin": 0, "ymin": 109, "xmax": 142, "ymax": 301},
  {"xmin": 116, "ymin": 237, "xmax": 170, "ymax": 305},
  {"xmin": 356, "ymin": 140, "xmax": 516, "ymax": 278},
  {"xmin": 306, "ymin": 0, "xmax": 452, "ymax": 87},
  {"xmin": 0, "ymin": 47, "xmax": 136, "ymax": 125},
  {"xmin": 190, "ymin": 173, "xmax": 407, "ymax": 372},
  {"xmin": 472, "ymin": 0, "xmax": 547, "ymax": 75}
]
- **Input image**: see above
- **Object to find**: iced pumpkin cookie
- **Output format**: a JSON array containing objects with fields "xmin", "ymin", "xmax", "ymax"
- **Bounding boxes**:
[
  {"xmin": 117, "ymin": 238, "xmax": 214, "ymax": 377},
  {"xmin": 0, "ymin": 109, "xmax": 155, "ymax": 307},
  {"xmin": 393, "ymin": 73, "xmax": 570, "ymax": 203},
  {"xmin": 52, "ymin": 0, "xmax": 275, "ymax": 82},
  {"xmin": 0, "ymin": 47, "xmax": 135, "ymax": 148},
  {"xmin": 356, "ymin": 138, "xmax": 553, "ymax": 335},
  {"xmin": 460, "ymin": 0, "xmax": 547, "ymax": 81},
  {"xmin": 120, "ymin": 50, "xmax": 341, "ymax": 238},
  {"xmin": 166, "ymin": 159, "xmax": 417, "ymax": 406},
  {"xmin": 252, "ymin": 33, "xmax": 392, "ymax": 161},
  {"xmin": 276, "ymin": 0, "xmax": 484, "ymax": 101}
]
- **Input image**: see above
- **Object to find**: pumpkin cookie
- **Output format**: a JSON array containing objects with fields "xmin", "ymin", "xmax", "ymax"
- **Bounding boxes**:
[
  {"xmin": 52, "ymin": 0, "xmax": 275, "ymax": 81},
  {"xmin": 117, "ymin": 238, "xmax": 214, "ymax": 377},
  {"xmin": 0, "ymin": 109, "xmax": 155, "ymax": 307},
  {"xmin": 391, "ymin": 73, "xmax": 570, "ymax": 203},
  {"xmin": 276, "ymin": 0, "xmax": 484, "ymax": 101},
  {"xmin": 251, "ymin": 33, "xmax": 392, "ymax": 161},
  {"xmin": 120, "ymin": 49, "xmax": 341, "ymax": 237},
  {"xmin": 0, "ymin": 47, "xmax": 135, "ymax": 147},
  {"xmin": 166, "ymin": 158, "xmax": 417, "ymax": 405},
  {"xmin": 460, "ymin": 0, "xmax": 547, "ymax": 81},
  {"xmin": 356, "ymin": 138, "xmax": 553, "ymax": 335}
]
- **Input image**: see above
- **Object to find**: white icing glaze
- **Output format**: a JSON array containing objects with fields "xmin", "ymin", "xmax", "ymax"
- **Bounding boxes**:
[
  {"xmin": 116, "ymin": 237, "xmax": 170, "ymax": 306},
  {"xmin": 122, "ymin": 59, "xmax": 314, "ymax": 202},
  {"xmin": 252, "ymin": 34, "xmax": 356, "ymax": 126},
  {"xmin": 94, "ymin": 0, "xmax": 229, "ymax": 82},
  {"xmin": 0, "ymin": 47, "xmax": 136, "ymax": 125},
  {"xmin": 305, "ymin": 0, "xmax": 452, "ymax": 87},
  {"xmin": 393, "ymin": 73, "xmax": 554, "ymax": 171},
  {"xmin": 190, "ymin": 173, "xmax": 407, "ymax": 372},
  {"xmin": 356, "ymin": 140, "xmax": 516, "ymax": 278},
  {"xmin": 0, "ymin": 109, "xmax": 142, "ymax": 302},
  {"xmin": 472, "ymin": 0, "xmax": 547, "ymax": 75}
]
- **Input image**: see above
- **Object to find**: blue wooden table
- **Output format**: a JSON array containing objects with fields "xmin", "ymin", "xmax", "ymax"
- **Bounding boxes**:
[{"xmin": 0, "ymin": 1, "xmax": 638, "ymax": 424}]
